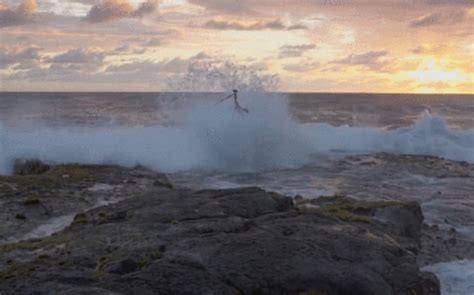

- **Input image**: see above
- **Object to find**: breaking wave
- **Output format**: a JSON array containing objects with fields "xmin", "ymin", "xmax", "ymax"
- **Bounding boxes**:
[
  {"xmin": 0, "ymin": 93, "xmax": 473, "ymax": 174},
  {"xmin": 422, "ymin": 260, "xmax": 474, "ymax": 295}
]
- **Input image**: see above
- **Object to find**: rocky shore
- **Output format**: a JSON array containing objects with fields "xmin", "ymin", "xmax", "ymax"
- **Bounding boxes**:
[{"xmin": 0, "ymin": 158, "xmax": 456, "ymax": 294}]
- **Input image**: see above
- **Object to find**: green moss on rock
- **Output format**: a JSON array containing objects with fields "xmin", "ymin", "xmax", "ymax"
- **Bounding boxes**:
[
  {"xmin": 0, "ymin": 164, "xmax": 96, "ymax": 195},
  {"xmin": 0, "ymin": 261, "xmax": 35, "ymax": 281},
  {"xmin": 299, "ymin": 206, "xmax": 373, "ymax": 223},
  {"xmin": 138, "ymin": 258, "xmax": 149, "ymax": 269},
  {"xmin": 299, "ymin": 195, "xmax": 403, "ymax": 223},
  {"xmin": 45, "ymin": 165, "xmax": 96, "ymax": 182},
  {"xmin": 73, "ymin": 212, "xmax": 88, "ymax": 224},
  {"xmin": 315, "ymin": 195, "xmax": 402, "ymax": 212},
  {"xmin": 0, "ymin": 234, "xmax": 69, "ymax": 252}
]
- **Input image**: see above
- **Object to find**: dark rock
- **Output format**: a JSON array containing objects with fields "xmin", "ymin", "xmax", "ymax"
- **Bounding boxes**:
[
  {"xmin": 15, "ymin": 213, "xmax": 26, "ymax": 220},
  {"xmin": 105, "ymin": 258, "xmax": 138, "ymax": 275},
  {"xmin": 375, "ymin": 201, "xmax": 423, "ymax": 244},
  {"xmin": 61, "ymin": 287, "xmax": 121, "ymax": 295},
  {"xmin": 415, "ymin": 272, "xmax": 441, "ymax": 295},
  {"xmin": 100, "ymin": 211, "xmax": 127, "ymax": 223},
  {"xmin": 0, "ymin": 162, "xmax": 171, "ymax": 243},
  {"xmin": 0, "ymin": 163, "xmax": 442, "ymax": 295},
  {"xmin": 23, "ymin": 197, "xmax": 41, "ymax": 206},
  {"xmin": 153, "ymin": 179, "xmax": 173, "ymax": 189},
  {"xmin": 13, "ymin": 159, "xmax": 50, "ymax": 176},
  {"xmin": 71, "ymin": 256, "xmax": 97, "ymax": 269}
]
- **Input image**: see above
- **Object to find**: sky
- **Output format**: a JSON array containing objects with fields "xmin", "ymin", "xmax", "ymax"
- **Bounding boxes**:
[{"xmin": 0, "ymin": 0, "xmax": 473, "ymax": 93}]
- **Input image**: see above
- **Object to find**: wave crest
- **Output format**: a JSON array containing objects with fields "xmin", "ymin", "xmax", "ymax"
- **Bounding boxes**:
[{"xmin": 1, "ymin": 94, "xmax": 473, "ymax": 174}]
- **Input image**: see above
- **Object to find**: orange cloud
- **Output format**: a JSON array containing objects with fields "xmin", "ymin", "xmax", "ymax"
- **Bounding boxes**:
[
  {"xmin": 84, "ymin": 0, "xmax": 158, "ymax": 23},
  {"xmin": 203, "ymin": 19, "xmax": 307, "ymax": 31},
  {"xmin": 0, "ymin": 0, "xmax": 38, "ymax": 27},
  {"xmin": 410, "ymin": 10, "xmax": 467, "ymax": 27}
]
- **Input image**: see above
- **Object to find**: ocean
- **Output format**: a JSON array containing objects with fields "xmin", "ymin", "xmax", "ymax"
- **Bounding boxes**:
[
  {"xmin": 1, "ymin": 92, "xmax": 472, "ymax": 174},
  {"xmin": 0, "ymin": 92, "xmax": 473, "ymax": 293}
]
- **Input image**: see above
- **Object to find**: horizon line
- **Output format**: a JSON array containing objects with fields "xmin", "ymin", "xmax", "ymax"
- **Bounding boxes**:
[{"xmin": 0, "ymin": 91, "xmax": 473, "ymax": 95}]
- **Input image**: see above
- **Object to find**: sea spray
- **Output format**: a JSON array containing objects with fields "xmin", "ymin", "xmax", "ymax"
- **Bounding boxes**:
[
  {"xmin": 0, "ymin": 94, "xmax": 311, "ymax": 174},
  {"xmin": 302, "ymin": 113, "xmax": 474, "ymax": 163},
  {"xmin": 0, "ymin": 95, "xmax": 473, "ymax": 175},
  {"xmin": 165, "ymin": 56, "xmax": 279, "ymax": 92},
  {"xmin": 422, "ymin": 260, "xmax": 474, "ymax": 295},
  {"xmin": 184, "ymin": 93, "xmax": 312, "ymax": 171}
]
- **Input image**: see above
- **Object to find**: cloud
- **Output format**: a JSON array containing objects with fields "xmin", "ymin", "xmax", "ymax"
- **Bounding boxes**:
[
  {"xmin": 412, "ymin": 44, "xmax": 446, "ymax": 54},
  {"xmin": 203, "ymin": 19, "xmax": 307, "ymax": 31},
  {"xmin": 332, "ymin": 50, "xmax": 389, "ymax": 69},
  {"xmin": 84, "ymin": 0, "xmax": 158, "ymax": 23},
  {"xmin": 132, "ymin": 0, "xmax": 159, "ymax": 17},
  {"xmin": 103, "ymin": 53, "xmax": 277, "ymax": 91},
  {"xmin": 283, "ymin": 60, "xmax": 320, "ymax": 72},
  {"xmin": 167, "ymin": 55, "xmax": 278, "ymax": 92},
  {"xmin": 187, "ymin": 0, "xmax": 257, "ymax": 14},
  {"xmin": 142, "ymin": 37, "xmax": 162, "ymax": 47},
  {"xmin": 47, "ymin": 49, "xmax": 106, "ymax": 65},
  {"xmin": 0, "ymin": 47, "xmax": 41, "ymax": 69},
  {"xmin": 189, "ymin": 0, "xmax": 474, "ymax": 12},
  {"xmin": 410, "ymin": 10, "xmax": 467, "ymax": 27},
  {"xmin": 6, "ymin": 47, "xmax": 113, "ymax": 83},
  {"xmin": 114, "ymin": 44, "xmax": 131, "ymax": 52},
  {"xmin": 419, "ymin": 0, "xmax": 473, "ymax": 6},
  {"xmin": 105, "ymin": 57, "xmax": 188, "ymax": 74},
  {"xmin": 68, "ymin": 0, "xmax": 99, "ymax": 5},
  {"xmin": 279, "ymin": 43, "xmax": 316, "ymax": 58},
  {"xmin": 112, "ymin": 44, "xmax": 145, "ymax": 55},
  {"xmin": 0, "ymin": 0, "xmax": 37, "ymax": 27}
]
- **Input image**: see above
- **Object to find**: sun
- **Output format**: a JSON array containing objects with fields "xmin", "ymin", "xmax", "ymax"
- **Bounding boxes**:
[
  {"xmin": 401, "ymin": 57, "xmax": 472, "ymax": 93},
  {"xmin": 408, "ymin": 58, "xmax": 464, "ymax": 82}
]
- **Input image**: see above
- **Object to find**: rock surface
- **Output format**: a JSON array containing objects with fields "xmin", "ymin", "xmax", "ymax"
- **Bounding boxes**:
[
  {"xmin": 0, "ymin": 162, "xmax": 171, "ymax": 243},
  {"xmin": 0, "ymin": 161, "xmax": 440, "ymax": 294}
]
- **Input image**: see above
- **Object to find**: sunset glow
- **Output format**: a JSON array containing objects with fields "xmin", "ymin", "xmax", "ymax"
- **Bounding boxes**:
[{"xmin": 0, "ymin": 0, "xmax": 472, "ymax": 93}]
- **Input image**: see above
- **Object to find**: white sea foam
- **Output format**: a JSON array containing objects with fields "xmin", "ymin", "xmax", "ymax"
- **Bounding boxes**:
[
  {"xmin": 302, "ymin": 110, "xmax": 474, "ymax": 163},
  {"xmin": 423, "ymin": 260, "xmax": 474, "ymax": 295},
  {"xmin": 0, "ymin": 93, "xmax": 473, "ymax": 174}
]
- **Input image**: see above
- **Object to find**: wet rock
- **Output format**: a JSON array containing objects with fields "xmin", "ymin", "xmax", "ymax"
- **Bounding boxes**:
[
  {"xmin": 0, "ymin": 161, "xmax": 172, "ymax": 243},
  {"xmin": 418, "ymin": 224, "xmax": 474, "ymax": 266},
  {"xmin": 375, "ymin": 201, "xmax": 423, "ymax": 244}
]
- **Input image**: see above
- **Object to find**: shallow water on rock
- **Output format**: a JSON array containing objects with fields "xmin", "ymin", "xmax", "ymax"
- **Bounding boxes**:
[{"xmin": 171, "ymin": 153, "xmax": 474, "ymax": 239}]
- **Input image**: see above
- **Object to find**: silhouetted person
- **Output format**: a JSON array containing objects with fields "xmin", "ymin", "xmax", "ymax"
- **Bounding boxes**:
[
  {"xmin": 232, "ymin": 89, "xmax": 249, "ymax": 114},
  {"xmin": 215, "ymin": 89, "xmax": 249, "ymax": 115}
]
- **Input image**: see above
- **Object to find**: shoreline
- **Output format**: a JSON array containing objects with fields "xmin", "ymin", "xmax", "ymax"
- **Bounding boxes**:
[{"xmin": 1, "ymin": 155, "xmax": 473, "ymax": 294}]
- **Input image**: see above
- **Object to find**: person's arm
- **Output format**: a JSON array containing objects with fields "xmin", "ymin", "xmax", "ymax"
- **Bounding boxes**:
[{"xmin": 214, "ymin": 93, "xmax": 235, "ymax": 106}]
